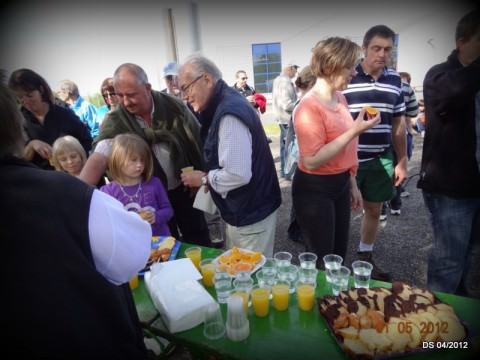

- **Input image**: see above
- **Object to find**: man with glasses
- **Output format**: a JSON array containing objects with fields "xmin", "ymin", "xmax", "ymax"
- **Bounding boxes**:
[
  {"xmin": 233, "ymin": 70, "xmax": 257, "ymax": 106},
  {"xmin": 233, "ymin": 70, "xmax": 269, "ymax": 142},
  {"xmin": 179, "ymin": 55, "xmax": 281, "ymax": 257},
  {"xmin": 80, "ymin": 63, "xmax": 211, "ymax": 247}
]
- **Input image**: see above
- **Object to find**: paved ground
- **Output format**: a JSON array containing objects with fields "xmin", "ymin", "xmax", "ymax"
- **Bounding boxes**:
[{"xmin": 270, "ymin": 131, "xmax": 432, "ymax": 287}]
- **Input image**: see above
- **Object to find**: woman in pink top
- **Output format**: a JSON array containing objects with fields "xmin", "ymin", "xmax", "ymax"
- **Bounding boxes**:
[{"xmin": 292, "ymin": 37, "xmax": 380, "ymax": 261}]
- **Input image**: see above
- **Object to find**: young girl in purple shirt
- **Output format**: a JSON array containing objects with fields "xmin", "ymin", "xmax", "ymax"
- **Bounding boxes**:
[{"xmin": 101, "ymin": 133, "xmax": 173, "ymax": 236}]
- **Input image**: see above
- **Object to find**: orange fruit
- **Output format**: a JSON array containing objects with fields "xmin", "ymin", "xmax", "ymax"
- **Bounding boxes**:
[
  {"xmin": 365, "ymin": 107, "xmax": 378, "ymax": 116},
  {"xmin": 250, "ymin": 252, "xmax": 262, "ymax": 264},
  {"xmin": 218, "ymin": 255, "xmax": 230, "ymax": 265},
  {"xmin": 234, "ymin": 262, "xmax": 253, "ymax": 273}
]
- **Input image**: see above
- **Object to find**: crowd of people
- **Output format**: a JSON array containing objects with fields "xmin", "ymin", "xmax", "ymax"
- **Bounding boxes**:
[{"xmin": 2, "ymin": 8, "xmax": 479, "ymax": 358}]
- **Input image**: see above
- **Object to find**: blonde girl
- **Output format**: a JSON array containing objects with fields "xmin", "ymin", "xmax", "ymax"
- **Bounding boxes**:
[
  {"xmin": 51, "ymin": 135, "xmax": 87, "ymax": 176},
  {"xmin": 101, "ymin": 133, "xmax": 173, "ymax": 236}
]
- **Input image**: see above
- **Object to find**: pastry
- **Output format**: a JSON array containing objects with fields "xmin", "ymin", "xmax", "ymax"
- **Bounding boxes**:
[{"xmin": 319, "ymin": 281, "xmax": 467, "ymax": 358}]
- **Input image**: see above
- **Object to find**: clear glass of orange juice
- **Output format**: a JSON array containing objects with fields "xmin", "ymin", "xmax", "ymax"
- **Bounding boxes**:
[
  {"xmin": 251, "ymin": 284, "xmax": 270, "ymax": 317},
  {"xmin": 200, "ymin": 258, "xmax": 215, "ymax": 287},
  {"xmin": 271, "ymin": 280, "xmax": 290, "ymax": 311},
  {"xmin": 185, "ymin": 246, "xmax": 202, "ymax": 269},
  {"xmin": 296, "ymin": 281, "xmax": 316, "ymax": 311},
  {"xmin": 128, "ymin": 275, "xmax": 139, "ymax": 290}
]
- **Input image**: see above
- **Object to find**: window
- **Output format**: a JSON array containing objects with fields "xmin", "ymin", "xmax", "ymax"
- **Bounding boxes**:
[{"xmin": 252, "ymin": 42, "xmax": 281, "ymax": 93}]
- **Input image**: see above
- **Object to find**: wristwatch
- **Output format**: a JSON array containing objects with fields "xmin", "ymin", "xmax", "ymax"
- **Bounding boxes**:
[{"xmin": 201, "ymin": 175, "xmax": 208, "ymax": 186}]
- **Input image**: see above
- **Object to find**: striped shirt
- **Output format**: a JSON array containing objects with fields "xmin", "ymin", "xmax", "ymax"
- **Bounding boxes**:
[
  {"xmin": 402, "ymin": 81, "xmax": 419, "ymax": 118},
  {"xmin": 343, "ymin": 65, "xmax": 405, "ymax": 162}
]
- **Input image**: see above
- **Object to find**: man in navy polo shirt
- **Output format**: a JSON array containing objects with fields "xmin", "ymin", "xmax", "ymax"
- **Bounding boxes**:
[{"xmin": 343, "ymin": 25, "xmax": 407, "ymax": 281}]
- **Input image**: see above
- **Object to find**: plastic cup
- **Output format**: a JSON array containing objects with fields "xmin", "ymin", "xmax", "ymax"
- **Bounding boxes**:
[
  {"xmin": 277, "ymin": 264, "xmax": 299, "ymax": 294},
  {"xmin": 274, "ymin": 251, "xmax": 292, "ymax": 270},
  {"xmin": 181, "ymin": 166, "xmax": 194, "ymax": 173},
  {"xmin": 299, "ymin": 252, "xmax": 318, "ymax": 269},
  {"xmin": 203, "ymin": 303, "xmax": 225, "ymax": 340},
  {"xmin": 262, "ymin": 257, "xmax": 277, "ymax": 277},
  {"xmin": 185, "ymin": 246, "xmax": 202, "ymax": 270},
  {"xmin": 298, "ymin": 267, "xmax": 318, "ymax": 284},
  {"xmin": 323, "ymin": 254, "xmax": 343, "ymax": 284},
  {"xmin": 231, "ymin": 291, "xmax": 249, "ymax": 314},
  {"xmin": 128, "ymin": 275, "xmax": 139, "ymax": 290},
  {"xmin": 200, "ymin": 258, "xmax": 215, "ymax": 287},
  {"xmin": 251, "ymin": 285, "xmax": 270, "ymax": 317},
  {"xmin": 226, "ymin": 295, "xmax": 249, "ymax": 341},
  {"xmin": 351, "ymin": 260, "xmax": 373, "ymax": 289},
  {"xmin": 271, "ymin": 280, "xmax": 290, "ymax": 311},
  {"xmin": 256, "ymin": 269, "xmax": 276, "ymax": 290},
  {"xmin": 328, "ymin": 265, "xmax": 351, "ymax": 296},
  {"xmin": 214, "ymin": 270, "xmax": 233, "ymax": 304},
  {"xmin": 296, "ymin": 281, "xmax": 316, "ymax": 311}
]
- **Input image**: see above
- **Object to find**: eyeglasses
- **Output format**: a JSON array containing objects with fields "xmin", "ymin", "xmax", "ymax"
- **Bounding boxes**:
[
  {"xmin": 181, "ymin": 74, "xmax": 204, "ymax": 95},
  {"xmin": 241, "ymin": 77, "xmax": 248, "ymax": 80},
  {"xmin": 103, "ymin": 91, "xmax": 117, "ymax": 98}
]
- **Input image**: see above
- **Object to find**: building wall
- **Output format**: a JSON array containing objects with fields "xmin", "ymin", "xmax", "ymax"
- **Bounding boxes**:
[{"xmin": 190, "ymin": 0, "xmax": 472, "ymax": 97}]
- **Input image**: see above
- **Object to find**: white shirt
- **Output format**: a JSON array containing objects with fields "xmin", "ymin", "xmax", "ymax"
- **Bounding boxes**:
[
  {"xmin": 207, "ymin": 114, "xmax": 252, "ymax": 198},
  {"xmin": 88, "ymin": 189, "xmax": 152, "ymax": 285}
]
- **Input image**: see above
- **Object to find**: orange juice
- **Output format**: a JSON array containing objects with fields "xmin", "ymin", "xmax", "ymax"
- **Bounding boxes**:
[
  {"xmin": 251, "ymin": 287, "xmax": 270, "ymax": 317},
  {"xmin": 128, "ymin": 275, "xmax": 139, "ymax": 290},
  {"xmin": 185, "ymin": 247, "xmax": 201, "ymax": 269},
  {"xmin": 201, "ymin": 263, "xmax": 215, "ymax": 287},
  {"xmin": 296, "ymin": 283, "xmax": 315, "ymax": 311},
  {"xmin": 272, "ymin": 283, "xmax": 289, "ymax": 311},
  {"xmin": 181, "ymin": 166, "xmax": 194, "ymax": 173},
  {"xmin": 232, "ymin": 291, "xmax": 249, "ymax": 314}
]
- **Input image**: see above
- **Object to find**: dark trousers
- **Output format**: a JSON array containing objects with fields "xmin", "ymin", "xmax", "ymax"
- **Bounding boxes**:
[
  {"xmin": 287, "ymin": 203, "xmax": 302, "ymax": 242},
  {"xmin": 292, "ymin": 169, "xmax": 351, "ymax": 260},
  {"xmin": 167, "ymin": 184, "xmax": 211, "ymax": 246}
]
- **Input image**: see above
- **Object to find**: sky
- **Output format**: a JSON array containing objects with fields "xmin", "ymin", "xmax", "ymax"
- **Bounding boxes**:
[{"xmin": 1, "ymin": 0, "xmax": 476, "ymax": 96}]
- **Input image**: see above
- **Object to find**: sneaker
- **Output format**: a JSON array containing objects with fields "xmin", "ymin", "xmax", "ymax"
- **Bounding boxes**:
[
  {"xmin": 400, "ymin": 191, "xmax": 410, "ymax": 198},
  {"xmin": 379, "ymin": 204, "xmax": 387, "ymax": 221},
  {"xmin": 390, "ymin": 208, "xmax": 401, "ymax": 215},
  {"xmin": 357, "ymin": 251, "xmax": 391, "ymax": 282}
]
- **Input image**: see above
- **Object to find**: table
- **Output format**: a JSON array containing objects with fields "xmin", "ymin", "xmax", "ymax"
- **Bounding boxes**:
[{"xmin": 133, "ymin": 243, "xmax": 480, "ymax": 360}]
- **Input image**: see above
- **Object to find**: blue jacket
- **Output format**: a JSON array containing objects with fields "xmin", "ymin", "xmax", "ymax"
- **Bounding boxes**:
[
  {"xmin": 199, "ymin": 80, "xmax": 281, "ymax": 226},
  {"xmin": 71, "ymin": 96, "xmax": 99, "ymax": 138}
]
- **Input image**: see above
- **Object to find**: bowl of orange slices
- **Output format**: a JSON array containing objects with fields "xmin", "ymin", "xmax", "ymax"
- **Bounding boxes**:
[{"xmin": 213, "ymin": 247, "xmax": 266, "ymax": 277}]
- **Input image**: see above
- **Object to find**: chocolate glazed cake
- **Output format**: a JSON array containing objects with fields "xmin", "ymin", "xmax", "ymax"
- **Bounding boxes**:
[{"xmin": 319, "ymin": 282, "xmax": 467, "ymax": 358}]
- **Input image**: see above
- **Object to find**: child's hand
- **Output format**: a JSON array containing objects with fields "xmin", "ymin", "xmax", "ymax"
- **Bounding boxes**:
[{"xmin": 139, "ymin": 208, "xmax": 156, "ymax": 224}]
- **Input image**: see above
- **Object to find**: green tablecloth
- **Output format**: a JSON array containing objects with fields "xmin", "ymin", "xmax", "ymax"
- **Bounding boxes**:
[{"xmin": 133, "ymin": 243, "xmax": 480, "ymax": 360}]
